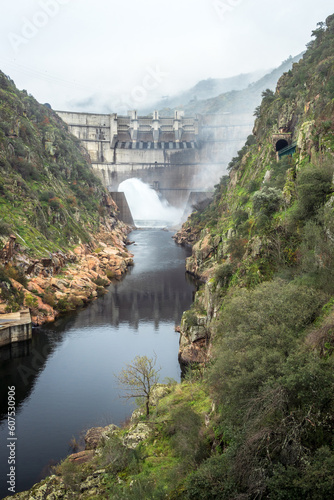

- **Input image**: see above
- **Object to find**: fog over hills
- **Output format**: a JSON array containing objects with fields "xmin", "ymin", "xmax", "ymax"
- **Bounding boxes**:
[
  {"xmin": 156, "ymin": 53, "xmax": 304, "ymax": 117},
  {"xmin": 67, "ymin": 55, "xmax": 302, "ymax": 118},
  {"xmin": 147, "ymin": 68, "xmax": 268, "ymax": 113}
]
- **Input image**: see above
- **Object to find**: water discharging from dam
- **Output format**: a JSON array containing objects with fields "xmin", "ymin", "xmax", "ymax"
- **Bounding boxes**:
[{"xmin": 118, "ymin": 178, "xmax": 183, "ymax": 228}]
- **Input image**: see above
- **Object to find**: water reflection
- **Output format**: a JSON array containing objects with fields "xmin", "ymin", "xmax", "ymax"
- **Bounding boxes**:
[{"xmin": 0, "ymin": 326, "xmax": 71, "ymax": 422}]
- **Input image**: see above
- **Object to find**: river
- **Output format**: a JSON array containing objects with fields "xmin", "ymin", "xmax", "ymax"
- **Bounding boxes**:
[{"xmin": 0, "ymin": 229, "xmax": 195, "ymax": 497}]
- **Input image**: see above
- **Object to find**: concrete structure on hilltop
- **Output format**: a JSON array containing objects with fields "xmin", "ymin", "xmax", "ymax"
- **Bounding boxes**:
[{"xmin": 56, "ymin": 109, "xmax": 254, "ymax": 208}]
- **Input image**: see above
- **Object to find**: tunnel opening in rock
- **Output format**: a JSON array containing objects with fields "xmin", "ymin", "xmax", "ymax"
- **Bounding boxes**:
[{"xmin": 276, "ymin": 139, "xmax": 289, "ymax": 151}]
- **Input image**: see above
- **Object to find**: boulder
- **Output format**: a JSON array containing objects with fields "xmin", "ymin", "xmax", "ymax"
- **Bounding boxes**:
[
  {"xmin": 85, "ymin": 257, "xmax": 100, "ymax": 271},
  {"xmin": 122, "ymin": 423, "xmax": 151, "ymax": 449},
  {"xmin": 84, "ymin": 425, "xmax": 118, "ymax": 450},
  {"xmin": 68, "ymin": 450, "xmax": 94, "ymax": 464},
  {"xmin": 150, "ymin": 384, "xmax": 171, "ymax": 406},
  {"xmin": 189, "ymin": 325, "xmax": 207, "ymax": 343},
  {"xmin": 179, "ymin": 339, "xmax": 208, "ymax": 366},
  {"xmin": 31, "ymin": 295, "xmax": 57, "ymax": 324},
  {"xmin": 29, "ymin": 276, "xmax": 48, "ymax": 290},
  {"xmin": 27, "ymin": 281, "xmax": 44, "ymax": 295},
  {"xmin": 73, "ymin": 246, "xmax": 84, "ymax": 256},
  {"xmin": 50, "ymin": 278, "xmax": 68, "ymax": 291}
]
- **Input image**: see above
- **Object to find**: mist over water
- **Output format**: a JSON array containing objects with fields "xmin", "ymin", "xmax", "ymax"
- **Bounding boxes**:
[{"xmin": 118, "ymin": 178, "xmax": 183, "ymax": 228}]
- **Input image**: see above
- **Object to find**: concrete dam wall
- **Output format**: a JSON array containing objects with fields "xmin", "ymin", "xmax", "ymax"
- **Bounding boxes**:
[{"xmin": 56, "ymin": 109, "xmax": 253, "ymax": 208}]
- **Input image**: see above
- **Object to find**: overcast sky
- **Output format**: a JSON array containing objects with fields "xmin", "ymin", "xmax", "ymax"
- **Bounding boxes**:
[{"xmin": 0, "ymin": 0, "xmax": 333, "ymax": 112}]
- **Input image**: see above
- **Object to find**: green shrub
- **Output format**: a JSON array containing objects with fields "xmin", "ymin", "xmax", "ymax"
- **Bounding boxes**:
[
  {"xmin": 209, "ymin": 279, "xmax": 325, "ymax": 413},
  {"xmin": 268, "ymin": 156, "xmax": 295, "ymax": 190},
  {"xmin": 184, "ymin": 455, "xmax": 236, "ymax": 500},
  {"xmin": 253, "ymin": 186, "xmax": 282, "ymax": 217},
  {"xmin": 247, "ymin": 179, "xmax": 260, "ymax": 193},
  {"xmin": 5, "ymin": 265, "xmax": 28, "ymax": 288},
  {"xmin": 93, "ymin": 276, "xmax": 109, "ymax": 287},
  {"xmin": 227, "ymin": 237, "xmax": 247, "ymax": 260},
  {"xmin": 182, "ymin": 310, "xmax": 198, "ymax": 328},
  {"xmin": 0, "ymin": 220, "xmax": 12, "ymax": 236},
  {"xmin": 58, "ymin": 459, "xmax": 83, "ymax": 493},
  {"xmin": 0, "ymin": 265, "xmax": 25, "ymax": 311},
  {"xmin": 214, "ymin": 263, "xmax": 234, "ymax": 287},
  {"xmin": 39, "ymin": 190, "xmax": 56, "ymax": 202},
  {"xmin": 96, "ymin": 286, "xmax": 107, "ymax": 297},
  {"xmin": 42, "ymin": 290, "xmax": 57, "ymax": 307},
  {"xmin": 295, "ymin": 164, "xmax": 333, "ymax": 220},
  {"xmin": 25, "ymin": 294, "xmax": 39, "ymax": 310},
  {"xmin": 233, "ymin": 209, "xmax": 249, "ymax": 231},
  {"xmin": 48, "ymin": 197, "xmax": 63, "ymax": 210},
  {"xmin": 68, "ymin": 296, "xmax": 84, "ymax": 309},
  {"xmin": 98, "ymin": 435, "xmax": 138, "ymax": 472},
  {"xmin": 166, "ymin": 406, "xmax": 210, "ymax": 471},
  {"xmin": 11, "ymin": 157, "xmax": 41, "ymax": 180},
  {"xmin": 106, "ymin": 269, "xmax": 116, "ymax": 280},
  {"xmin": 56, "ymin": 295, "xmax": 84, "ymax": 312}
]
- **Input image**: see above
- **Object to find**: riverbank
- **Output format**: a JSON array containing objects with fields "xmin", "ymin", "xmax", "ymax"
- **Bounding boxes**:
[
  {"xmin": 0, "ymin": 222, "xmax": 134, "ymax": 329},
  {"xmin": 3, "ymin": 380, "xmax": 211, "ymax": 500}
]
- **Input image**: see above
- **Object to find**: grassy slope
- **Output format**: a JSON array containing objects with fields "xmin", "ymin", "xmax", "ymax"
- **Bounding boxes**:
[{"xmin": 0, "ymin": 72, "xmax": 111, "ymax": 257}]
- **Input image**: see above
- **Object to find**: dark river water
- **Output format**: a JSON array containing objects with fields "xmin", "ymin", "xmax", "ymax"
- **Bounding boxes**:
[{"xmin": 0, "ymin": 229, "xmax": 195, "ymax": 498}]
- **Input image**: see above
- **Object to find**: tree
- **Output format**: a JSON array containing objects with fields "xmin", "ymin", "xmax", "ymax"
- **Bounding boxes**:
[{"xmin": 116, "ymin": 354, "xmax": 161, "ymax": 417}]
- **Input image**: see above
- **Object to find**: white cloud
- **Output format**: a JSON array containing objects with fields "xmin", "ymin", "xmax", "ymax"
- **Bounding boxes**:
[{"xmin": 0, "ymin": 0, "xmax": 333, "ymax": 111}]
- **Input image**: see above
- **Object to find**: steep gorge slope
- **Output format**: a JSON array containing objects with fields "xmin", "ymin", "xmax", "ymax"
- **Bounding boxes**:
[
  {"xmin": 171, "ymin": 17, "xmax": 334, "ymax": 497},
  {"xmin": 0, "ymin": 71, "xmax": 115, "ymax": 255},
  {"xmin": 0, "ymin": 72, "xmax": 132, "ymax": 317}
]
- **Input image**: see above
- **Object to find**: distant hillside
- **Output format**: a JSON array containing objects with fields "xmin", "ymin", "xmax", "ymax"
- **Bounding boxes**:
[
  {"xmin": 148, "ymin": 69, "xmax": 268, "ymax": 112},
  {"xmin": 159, "ymin": 54, "xmax": 304, "ymax": 117}
]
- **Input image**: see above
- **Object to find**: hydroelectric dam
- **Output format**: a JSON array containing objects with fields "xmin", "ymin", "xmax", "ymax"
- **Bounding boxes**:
[{"xmin": 56, "ymin": 109, "xmax": 254, "ymax": 211}]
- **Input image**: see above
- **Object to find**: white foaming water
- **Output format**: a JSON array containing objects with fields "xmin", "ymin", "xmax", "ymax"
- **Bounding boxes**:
[{"xmin": 118, "ymin": 178, "xmax": 183, "ymax": 228}]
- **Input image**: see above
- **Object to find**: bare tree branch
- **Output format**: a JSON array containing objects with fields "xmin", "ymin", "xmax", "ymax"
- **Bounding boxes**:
[{"xmin": 115, "ymin": 354, "xmax": 161, "ymax": 417}]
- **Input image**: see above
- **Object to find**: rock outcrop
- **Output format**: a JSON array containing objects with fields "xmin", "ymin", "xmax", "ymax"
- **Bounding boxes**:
[
  {"xmin": 84, "ymin": 424, "xmax": 118, "ymax": 450},
  {"xmin": 172, "ymin": 224, "xmax": 200, "ymax": 247},
  {"xmin": 0, "ymin": 223, "xmax": 134, "ymax": 325}
]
